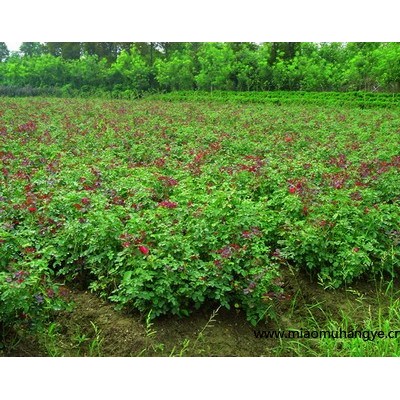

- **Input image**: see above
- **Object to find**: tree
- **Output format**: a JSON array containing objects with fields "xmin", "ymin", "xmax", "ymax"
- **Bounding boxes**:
[
  {"xmin": 271, "ymin": 57, "xmax": 301, "ymax": 90},
  {"xmin": 229, "ymin": 42, "xmax": 260, "ymax": 91},
  {"xmin": 269, "ymin": 42, "xmax": 300, "ymax": 65},
  {"xmin": 155, "ymin": 44, "xmax": 195, "ymax": 90},
  {"xmin": 109, "ymin": 46, "xmax": 151, "ymax": 92},
  {"xmin": 82, "ymin": 42, "xmax": 121, "ymax": 63},
  {"xmin": 60, "ymin": 43, "xmax": 82, "ymax": 60},
  {"xmin": 68, "ymin": 54, "xmax": 109, "ymax": 90},
  {"xmin": 44, "ymin": 42, "xmax": 82, "ymax": 59},
  {"xmin": 195, "ymin": 43, "xmax": 234, "ymax": 91},
  {"xmin": 44, "ymin": 42, "xmax": 63, "ymax": 57},
  {"xmin": 20, "ymin": 42, "xmax": 45, "ymax": 57},
  {"xmin": 342, "ymin": 43, "xmax": 382, "ymax": 91},
  {"xmin": 0, "ymin": 42, "xmax": 9, "ymax": 62},
  {"xmin": 156, "ymin": 42, "xmax": 189, "ymax": 59},
  {"xmin": 371, "ymin": 43, "xmax": 400, "ymax": 92},
  {"xmin": 255, "ymin": 43, "xmax": 273, "ymax": 90},
  {"xmin": 295, "ymin": 43, "xmax": 331, "ymax": 91}
]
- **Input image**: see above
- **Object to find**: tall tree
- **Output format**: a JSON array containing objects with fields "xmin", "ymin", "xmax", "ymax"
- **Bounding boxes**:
[
  {"xmin": 155, "ymin": 44, "xmax": 195, "ymax": 90},
  {"xmin": 371, "ymin": 42, "xmax": 400, "ymax": 92},
  {"xmin": 60, "ymin": 42, "xmax": 82, "ymax": 60},
  {"xmin": 82, "ymin": 42, "xmax": 121, "ymax": 62},
  {"xmin": 229, "ymin": 42, "xmax": 260, "ymax": 91},
  {"xmin": 20, "ymin": 42, "xmax": 46, "ymax": 57},
  {"xmin": 195, "ymin": 43, "xmax": 234, "ymax": 91},
  {"xmin": 109, "ymin": 46, "xmax": 151, "ymax": 92},
  {"xmin": 343, "ymin": 42, "xmax": 381, "ymax": 90},
  {"xmin": 269, "ymin": 42, "xmax": 300, "ymax": 64},
  {"xmin": 45, "ymin": 42, "xmax": 82, "ymax": 59},
  {"xmin": 0, "ymin": 42, "xmax": 9, "ymax": 62},
  {"xmin": 44, "ymin": 42, "xmax": 63, "ymax": 57}
]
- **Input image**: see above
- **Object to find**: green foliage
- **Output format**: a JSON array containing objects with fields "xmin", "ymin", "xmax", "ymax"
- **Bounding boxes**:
[
  {"xmin": 0, "ymin": 96, "xmax": 399, "ymax": 330},
  {"xmin": 19, "ymin": 42, "xmax": 46, "ymax": 57},
  {"xmin": 148, "ymin": 90, "xmax": 400, "ymax": 109},
  {"xmin": 195, "ymin": 43, "xmax": 234, "ymax": 91},
  {"xmin": 0, "ymin": 42, "xmax": 400, "ymax": 95},
  {"xmin": 371, "ymin": 43, "xmax": 400, "ymax": 91},
  {"xmin": 274, "ymin": 293, "xmax": 400, "ymax": 357},
  {"xmin": 0, "ymin": 53, "xmax": 68, "ymax": 87},
  {"xmin": 109, "ymin": 47, "xmax": 151, "ymax": 92},
  {"xmin": 155, "ymin": 46, "xmax": 195, "ymax": 91},
  {"xmin": 0, "ymin": 260, "xmax": 70, "ymax": 337},
  {"xmin": 0, "ymin": 42, "xmax": 10, "ymax": 62},
  {"xmin": 230, "ymin": 42, "xmax": 262, "ymax": 91}
]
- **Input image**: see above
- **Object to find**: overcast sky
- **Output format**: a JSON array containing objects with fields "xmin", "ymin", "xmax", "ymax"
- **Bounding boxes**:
[
  {"xmin": 6, "ymin": 41, "xmax": 21, "ymax": 52},
  {"xmin": 2, "ymin": 2, "xmax": 399, "ymax": 49}
]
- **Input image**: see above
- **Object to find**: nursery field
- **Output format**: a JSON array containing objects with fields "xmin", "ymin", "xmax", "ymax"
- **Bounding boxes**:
[{"xmin": 1, "ymin": 95, "xmax": 399, "ymax": 356}]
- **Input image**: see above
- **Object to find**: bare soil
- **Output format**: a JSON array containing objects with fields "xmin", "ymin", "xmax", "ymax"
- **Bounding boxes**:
[{"xmin": 2, "ymin": 267, "xmax": 393, "ymax": 357}]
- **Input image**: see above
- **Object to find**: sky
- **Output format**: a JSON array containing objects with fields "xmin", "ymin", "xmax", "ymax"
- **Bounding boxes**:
[
  {"xmin": 1, "ymin": 1, "xmax": 399, "ymax": 45},
  {"xmin": 6, "ymin": 41, "xmax": 21, "ymax": 52}
]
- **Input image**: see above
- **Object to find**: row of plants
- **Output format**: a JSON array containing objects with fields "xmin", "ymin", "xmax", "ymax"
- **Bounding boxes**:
[
  {"xmin": 149, "ymin": 90, "xmax": 400, "ymax": 108},
  {"xmin": 2, "ymin": 86, "xmax": 399, "ymax": 110},
  {"xmin": 1, "ymin": 96, "xmax": 399, "ymax": 336}
]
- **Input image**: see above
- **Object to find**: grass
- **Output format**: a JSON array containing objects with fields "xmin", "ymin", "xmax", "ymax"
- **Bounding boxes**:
[
  {"xmin": 272, "ymin": 280, "xmax": 400, "ymax": 357},
  {"xmin": 138, "ymin": 305, "xmax": 223, "ymax": 356}
]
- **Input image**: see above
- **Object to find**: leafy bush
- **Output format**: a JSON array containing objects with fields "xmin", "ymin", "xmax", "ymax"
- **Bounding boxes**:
[
  {"xmin": 0, "ymin": 259, "xmax": 70, "ymax": 336},
  {"xmin": 0, "ymin": 96, "xmax": 399, "ymax": 327}
]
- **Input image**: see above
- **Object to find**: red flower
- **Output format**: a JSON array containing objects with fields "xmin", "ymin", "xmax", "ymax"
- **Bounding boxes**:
[
  {"xmin": 158, "ymin": 200, "xmax": 178, "ymax": 209},
  {"xmin": 81, "ymin": 197, "xmax": 90, "ymax": 205},
  {"xmin": 28, "ymin": 206, "xmax": 37, "ymax": 212},
  {"xmin": 288, "ymin": 186, "xmax": 296, "ymax": 194},
  {"xmin": 242, "ymin": 230, "xmax": 252, "ymax": 239},
  {"xmin": 139, "ymin": 245, "xmax": 149, "ymax": 255}
]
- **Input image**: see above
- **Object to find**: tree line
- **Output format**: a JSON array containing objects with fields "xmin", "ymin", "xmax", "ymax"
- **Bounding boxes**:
[{"xmin": 0, "ymin": 42, "xmax": 399, "ymax": 96}]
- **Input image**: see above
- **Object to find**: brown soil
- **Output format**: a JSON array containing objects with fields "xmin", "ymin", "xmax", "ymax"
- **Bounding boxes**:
[{"xmin": 2, "ymin": 266, "xmax": 394, "ymax": 357}]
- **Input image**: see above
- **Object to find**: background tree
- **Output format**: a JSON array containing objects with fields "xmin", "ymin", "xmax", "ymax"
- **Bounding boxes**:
[
  {"xmin": 20, "ymin": 42, "xmax": 46, "ymax": 57},
  {"xmin": 0, "ymin": 42, "xmax": 9, "ymax": 62},
  {"xmin": 68, "ymin": 54, "xmax": 109, "ymax": 90},
  {"xmin": 44, "ymin": 42, "xmax": 82, "ymax": 59},
  {"xmin": 269, "ymin": 42, "xmax": 300, "ymax": 65},
  {"xmin": 195, "ymin": 43, "xmax": 234, "ymax": 91},
  {"xmin": 155, "ymin": 44, "xmax": 195, "ymax": 90},
  {"xmin": 371, "ymin": 42, "xmax": 400, "ymax": 92},
  {"xmin": 229, "ymin": 42, "xmax": 260, "ymax": 91},
  {"xmin": 81, "ymin": 42, "xmax": 121, "ymax": 63},
  {"xmin": 342, "ymin": 42, "xmax": 381, "ymax": 90},
  {"xmin": 44, "ymin": 42, "xmax": 64, "ymax": 57},
  {"xmin": 255, "ymin": 43, "xmax": 273, "ymax": 90},
  {"xmin": 0, "ymin": 42, "xmax": 399, "ymax": 94},
  {"xmin": 109, "ymin": 46, "xmax": 151, "ymax": 92},
  {"xmin": 60, "ymin": 42, "xmax": 82, "ymax": 60}
]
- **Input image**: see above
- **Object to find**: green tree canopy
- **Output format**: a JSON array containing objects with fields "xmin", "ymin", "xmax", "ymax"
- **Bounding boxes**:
[
  {"xmin": 155, "ymin": 44, "xmax": 195, "ymax": 90},
  {"xmin": 20, "ymin": 42, "xmax": 46, "ymax": 57},
  {"xmin": 0, "ymin": 42, "xmax": 9, "ymax": 62},
  {"xmin": 195, "ymin": 43, "xmax": 234, "ymax": 91}
]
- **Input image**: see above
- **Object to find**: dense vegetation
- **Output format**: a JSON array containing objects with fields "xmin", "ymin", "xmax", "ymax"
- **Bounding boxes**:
[
  {"xmin": 0, "ymin": 42, "xmax": 399, "ymax": 98},
  {"xmin": 1, "ymin": 95, "xmax": 399, "ymax": 337},
  {"xmin": 149, "ymin": 90, "xmax": 400, "ymax": 109}
]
